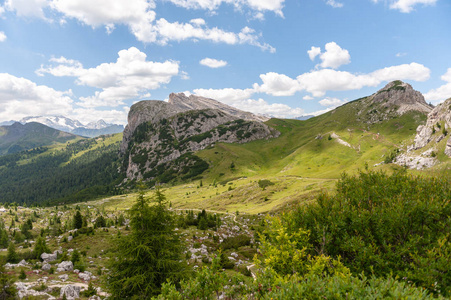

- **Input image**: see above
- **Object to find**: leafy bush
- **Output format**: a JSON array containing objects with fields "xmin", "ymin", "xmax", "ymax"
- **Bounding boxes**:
[
  {"xmin": 220, "ymin": 234, "xmax": 251, "ymax": 251},
  {"xmin": 292, "ymin": 169, "xmax": 451, "ymax": 295}
]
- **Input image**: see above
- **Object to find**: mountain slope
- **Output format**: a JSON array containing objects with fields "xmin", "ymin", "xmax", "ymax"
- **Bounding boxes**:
[
  {"xmin": 121, "ymin": 93, "xmax": 279, "ymax": 183},
  {"xmin": 0, "ymin": 122, "xmax": 79, "ymax": 155},
  {"xmin": 19, "ymin": 115, "xmax": 124, "ymax": 138}
]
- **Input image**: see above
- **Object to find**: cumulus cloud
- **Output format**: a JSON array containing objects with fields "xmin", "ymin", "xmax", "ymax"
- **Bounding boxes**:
[
  {"xmin": 0, "ymin": 73, "xmax": 73, "ymax": 122},
  {"xmin": 71, "ymin": 106, "xmax": 129, "ymax": 125},
  {"xmin": 307, "ymin": 46, "xmax": 321, "ymax": 61},
  {"xmin": 37, "ymin": 47, "xmax": 180, "ymax": 107},
  {"xmin": 0, "ymin": 32, "xmax": 6, "ymax": 42},
  {"xmin": 255, "ymin": 72, "xmax": 302, "ymax": 96},
  {"xmin": 424, "ymin": 68, "xmax": 451, "ymax": 103},
  {"xmin": 389, "ymin": 0, "xmax": 437, "ymax": 13},
  {"xmin": 326, "ymin": 0, "xmax": 343, "ymax": 8},
  {"xmin": 309, "ymin": 42, "xmax": 351, "ymax": 69},
  {"xmin": 319, "ymin": 97, "xmax": 345, "ymax": 107},
  {"xmin": 232, "ymin": 98, "xmax": 304, "ymax": 118},
  {"xmin": 166, "ymin": 0, "xmax": 285, "ymax": 17},
  {"xmin": 4, "ymin": 0, "xmax": 49, "ymax": 19},
  {"xmin": 200, "ymin": 58, "xmax": 228, "ymax": 68},
  {"xmin": 6, "ymin": 0, "xmax": 274, "ymax": 51},
  {"xmin": 193, "ymin": 87, "xmax": 303, "ymax": 118},
  {"xmin": 256, "ymin": 62, "xmax": 430, "ymax": 98},
  {"xmin": 193, "ymin": 87, "xmax": 255, "ymax": 104}
]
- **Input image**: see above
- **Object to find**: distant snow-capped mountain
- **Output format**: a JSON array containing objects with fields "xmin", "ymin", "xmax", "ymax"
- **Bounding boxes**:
[
  {"xmin": 18, "ymin": 116, "xmax": 124, "ymax": 138},
  {"xmin": 20, "ymin": 116, "xmax": 85, "ymax": 132}
]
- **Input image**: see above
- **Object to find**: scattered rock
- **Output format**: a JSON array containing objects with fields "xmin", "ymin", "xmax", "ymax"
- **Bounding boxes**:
[
  {"xmin": 42, "ymin": 263, "xmax": 51, "ymax": 271},
  {"xmin": 41, "ymin": 252, "xmax": 58, "ymax": 262},
  {"xmin": 59, "ymin": 274, "xmax": 69, "ymax": 281},
  {"xmin": 60, "ymin": 284, "xmax": 81, "ymax": 300},
  {"xmin": 57, "ymin": 261, "xmax": 74, "ymax": 272}
]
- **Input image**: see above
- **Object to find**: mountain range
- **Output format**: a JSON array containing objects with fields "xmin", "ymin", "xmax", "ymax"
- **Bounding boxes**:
[
  {"xmin": 0, "ymin": 80, "xmax": 449, "ymax": 206},
  {"xmin": 3, "ymin": 115, "xmax": 124, "ymax": 138}
]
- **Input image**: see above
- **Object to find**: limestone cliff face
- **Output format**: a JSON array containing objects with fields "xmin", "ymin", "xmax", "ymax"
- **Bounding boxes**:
[
  {"xmin": 413, "ymin": 98, "xmax": 451, "ymax": 156},
  {"xmin": 356, "ymin": 81, "xmax": 432, "ymax": 124},
  {"xmin": 120, "ymin": 93, "xmax": 279, "ymax": 181}
]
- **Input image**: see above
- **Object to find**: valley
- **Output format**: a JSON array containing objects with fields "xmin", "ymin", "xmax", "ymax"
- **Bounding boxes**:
[{"xmin": 0, "ymin": 81, "xmax": 450, "ymax": 299}]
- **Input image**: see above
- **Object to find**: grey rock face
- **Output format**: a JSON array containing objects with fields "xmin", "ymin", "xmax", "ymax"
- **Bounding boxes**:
[
  {"xmin": 120, "ymin": 93, "xmax": 280, "ymax": 181},
  {"xmin": 60, "ymin": 284, "xmax": 81, "ymax": 300},
  {"xmin": 42, "ymin": 263, "xmax": 51, "ymax": 271},
  {"xmin": 41, "ymin": 252, "xmax": 57, "ymax": 262},
  {"xmin": 355, "ymin": 81, "xmax": 432, "ymax": 125},
  {"xmin": 412, "ymin": 98, "xmax": 451, "ymax": 157},
  {"xmin": 57, "ymin": 261, "xmax": 74, "ymax": 272},
  {"xmin": 445, "ymin": 136, "xmax": 451, "ymax": 157}
]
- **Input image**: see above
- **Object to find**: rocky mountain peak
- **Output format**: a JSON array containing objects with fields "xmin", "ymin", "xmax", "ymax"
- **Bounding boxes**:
[
  {"xmin": 371, "ymin": 80, "xmax": 432, "ymax": 115},
  {"xmin": 412, "ymin": 97, "xmax": 451, "ymax": 156},
  {"xmin": 168, "ymin": 93, "xmax": 269, "ymax": 122}
]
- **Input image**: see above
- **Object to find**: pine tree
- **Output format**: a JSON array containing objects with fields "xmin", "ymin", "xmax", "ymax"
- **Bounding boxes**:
[
  {"xmin": 107, "ymin": 185, "xmax": 187, "ymax": 298},
  {"xmin": 0, "ymin": 262, "xmax": 17, "ymax": 299},
  {"xmin": 32, "ymin": 236, "xmax": 50, "ymax": 260},
  {"xmin": 6, "ymin": 242, "xmax": 19, "ymax": 263},
  {"xmin": 73, "ymin": 210, "xmax": 83, "ymax": 229}
]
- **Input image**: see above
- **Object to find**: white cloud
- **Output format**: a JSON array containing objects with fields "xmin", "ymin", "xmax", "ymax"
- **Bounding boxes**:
[
  {"xmin": 0, "ymin": 32, "xmax": 6, "ymax": 42},
  {"xmin": 319, "ymin": 97, "xmax": 345, "ymax": 107},
  {"xmin": 232, "ymin": 98, "xmax": 304, "ymax": 118},
  {"xmin": 389, "ymin": 0, "xmax": 437, "ymax": 13},
  {"xmin": 51, "ymin": 0, "xmax": 156, "ymax": 28},
  {"xmin": 165, "ymin": 0, "xmax": 285, "ymax": 17},
  {"xmin": 307, "ymin": 46, "xmax": 321, "ymax": 61},
  {"xmin": 71, "ymin": 106, "xmax": 129, "ymax": 125},
  {"xmin": 424, "ymin": 68, "xmax": 451, "ymax": 103},
  {"xmin": 310, "ymin": 42, "xmax": 351, "ymax": 69},
  {"xmin": 37, "ymin": 47, "xmax": 180, "ymax": 107},
  {"xmin": 255, "ymin": 72, "xmax": 302, "ymax": 96},
  {"xmin": 199, "ymin": 58, "xmax": 228, "ymax": 68},
  {"xmin": 6, "ymin": 0, "xmax": 274, "ymax": 51},
  {"xmin": 193, "ymin": 87, "xmax": 255, "ymax": 105},
  {"xmin": 326, "ymin": 0, "xmax": 343, "ymax": 8},
  {"xmin": 0, "ymin": 73, "xmax": 73, "ymax": 122},
  {"xmin": 256, "ymin": 62, "xmax": 430, "ymax": 98},
  {"xmin": 5, "ymin": 0, "xmax": 49, "ymax": 19},
  {"xmin": 396, "ymin": 52, "xmax": 407, "ymax": 57}
]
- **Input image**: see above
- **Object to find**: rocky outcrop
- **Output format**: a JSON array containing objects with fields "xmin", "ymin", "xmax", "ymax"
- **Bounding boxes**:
[
  {"xmin": 121, "ymin": 93, "xmax": 279, "ymax": 181},
  {"xmin": 356, "ymin": 81, "xmax": 432, "ymax": 125},
  {"xmin": 60, "ymin": 284, "xmax": 81, "ymax": 300},
  {"xmin": 412, "ymin": 98, "xmax": 451, "ymax": 157}
]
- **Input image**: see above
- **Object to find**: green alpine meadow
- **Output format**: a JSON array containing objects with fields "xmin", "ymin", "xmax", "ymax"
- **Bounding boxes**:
[
  {"xmin": 0, "ymin": 80, "xmax": 451, "ymax": 299},
  {"xmin": 1, "ymin": 1, "xmax": 451, "ymax": 298}
]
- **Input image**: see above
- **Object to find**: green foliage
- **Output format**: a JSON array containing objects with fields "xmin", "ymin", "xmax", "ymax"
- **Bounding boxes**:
[
  {"xmin": 18, "ymin": 269, "xmax": 26, "ymax": 280},
  {"xmin": 258, "ymin": 179, "xmax": 275, "ymax": 190},
  {"xmin": 383, "ymin": 148, "xmax": 400, "ymax": 163},
  {"xmin": 73, "ymin": 211, "xmax": 83, "ymax": 229},
  {"xmin": 94, "ymin": 215, "xmax": 106, "ymax": 228},
  {"xmin": 83, "ymin": 281, "xmax": 97, "ymax": 297},
  {"xmin": 32, "ymin": 236, "xmax": 50, "ymax": 260},
  {"xmin": 6, "ymin": 242, "xmax": 19, "ymax": 263},
  {"xmin": 0, "ymin": 138, "xmax": 123, "ymax": 205},
  {"xmin": 220, "ymin": 234, "xmax": 251, "ymax": 251},
  {"xmin": 107, "ymin": 185, "xmax": 187, "ymax": 298},
  {"xmin": 292, "ymin": 169, "xmax": 451, "ymax": 295},
  {"xmin": 154, "ymin": 254, "xmax": 247, "ymax": 300},
  {"xmin": 0, "ymin": 262, "xmax": 17, "ymax": 299}
]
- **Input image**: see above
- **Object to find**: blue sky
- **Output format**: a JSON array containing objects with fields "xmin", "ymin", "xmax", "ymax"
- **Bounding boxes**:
[{"xmin": 0, "ymin": 0, "xmax": 450, "ymax": 125}]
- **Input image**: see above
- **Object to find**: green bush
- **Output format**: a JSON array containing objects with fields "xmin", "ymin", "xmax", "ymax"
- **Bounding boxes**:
[{"xmin": 292, "ymin": 169, "xmax": 451, "ymax": 295}]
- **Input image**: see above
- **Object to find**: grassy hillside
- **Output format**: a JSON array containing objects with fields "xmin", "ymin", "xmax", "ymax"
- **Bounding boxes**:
[
  {"xmin": 0, "ymin": 133, "xmax": 124, "ymax": 205},
  {"xmin": 0, "ymin": 122, "xmax": 81, "ymax": 155}
]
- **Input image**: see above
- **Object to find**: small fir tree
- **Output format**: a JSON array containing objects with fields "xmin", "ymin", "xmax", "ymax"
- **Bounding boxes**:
[
  {"xmin": 73, "ymin": 211, "xmax": 83, "ymax": 229},
  {"xmin": 32, "ymin": 236, "xmax": 50, "ymax": 260},
  {"xmin": 6, "ymin": 242, "xmax": 19, "ymax": 263},
  {"xmin": 107, "ymin": 184, "xmax": 187, "ymax": 298}
]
